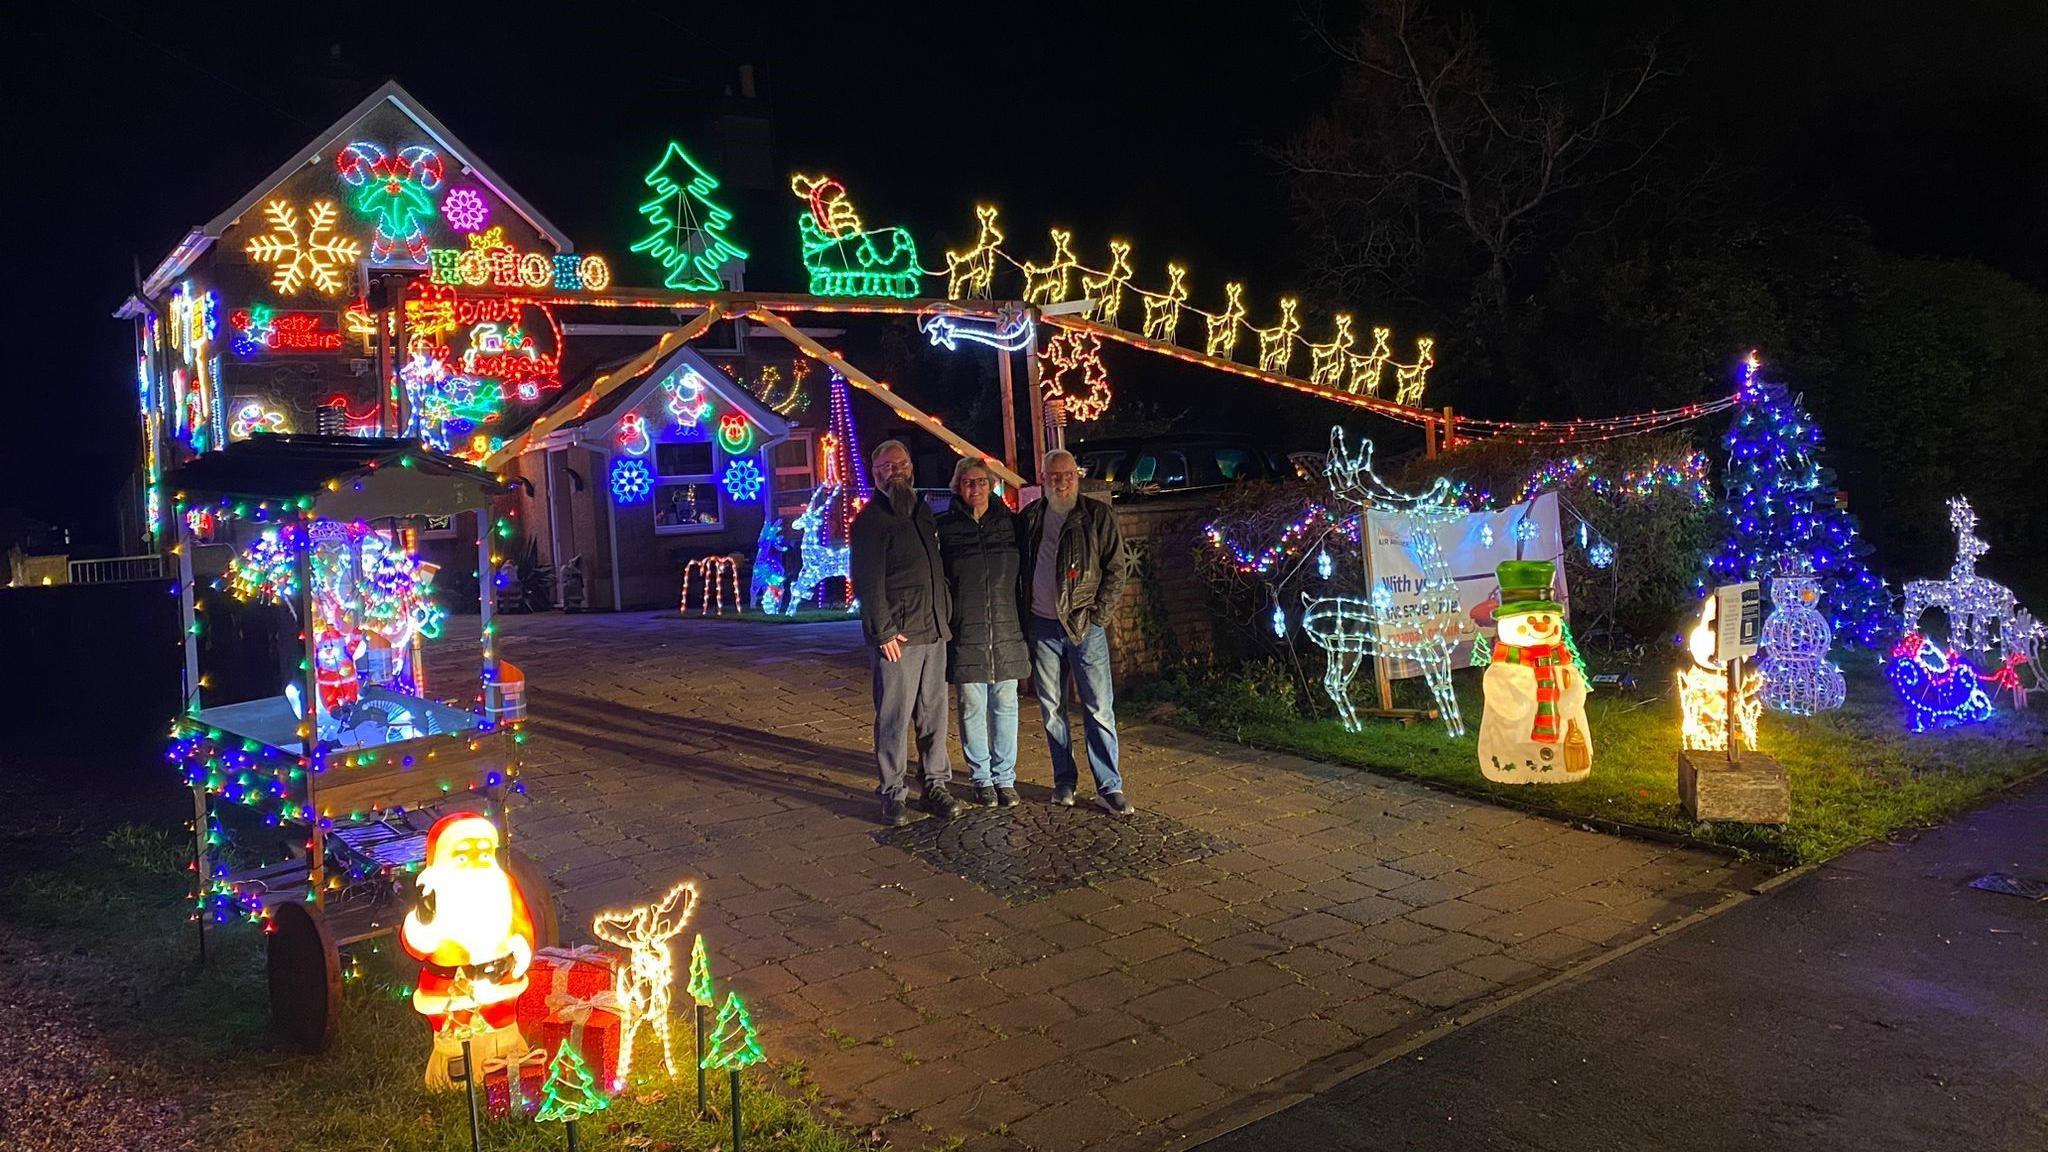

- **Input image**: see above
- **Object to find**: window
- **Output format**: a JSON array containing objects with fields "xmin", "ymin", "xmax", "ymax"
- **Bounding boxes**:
[
  {"xmin": 770, "ymin": 432, "xmax": 815, "ymax": 517},
  {"xmin": 653, "ymin": 439, "xmax": 721, "ymax": 532},
  {"xmin": 1128, "ymin": 451, "xmax": 1188, "ymax": 489},
  {"xmin": 1214, "ymin": 447, "xmax": 1254, "ymax": 481}
]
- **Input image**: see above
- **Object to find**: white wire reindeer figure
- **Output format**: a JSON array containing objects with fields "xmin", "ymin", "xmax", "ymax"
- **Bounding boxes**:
[
  {"xmin": 1298, "ymin": 428, "xmax": 1472, "ymax": 737},
  {"xmin": 592, "ymin": 880, "xmax": 698, "ymax": 1086},
  {"xmin": 1903, "ymin": 497, "xmax": 2025, "ymax": 662},
  {"xmin": 785, "ymin": 484, "xmax": 852, "ymax": 613}
]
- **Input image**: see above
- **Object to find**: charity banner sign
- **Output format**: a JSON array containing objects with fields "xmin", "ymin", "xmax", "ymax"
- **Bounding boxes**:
[{"xmin": 1365, "ymin": 491, "xmax": 1568, "ymax": 678}]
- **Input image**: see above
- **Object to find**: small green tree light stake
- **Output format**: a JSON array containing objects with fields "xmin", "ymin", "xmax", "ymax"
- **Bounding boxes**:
[
  {"xmin": 701, "ymin": 990, "xmax": 765, "ymax": 1152},
  {"xmin": 535, "ymin": 1041, "xmax": 609, "ymax": 1152},
  {"xmin": 629, "ymin": 139, "xmax": 748, "ymax": 291},
  {"xmin": 687, "ymin": 934, "xmax": 717, "ymax": 1118}
]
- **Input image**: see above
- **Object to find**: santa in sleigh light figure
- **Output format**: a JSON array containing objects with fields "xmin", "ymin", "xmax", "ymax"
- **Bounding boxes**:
[
  {"xmin": 403, "ymin": 812, "xmax": 538, "ymax": 1088},
  {"xmin": 1478, "ymin": 561, "xmax": 1593, "ymax": 783}
]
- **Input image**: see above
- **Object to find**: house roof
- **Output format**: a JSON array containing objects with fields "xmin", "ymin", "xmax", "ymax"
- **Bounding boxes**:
[
  {"xmin": 165, "ymin": 435, "xmax": 511, "ymax": 521},
  {"xmin": 533, "ymin": 343, "xmax": 791, "ymax": 449},
  {"xmin": 116, "ymin": 79, "xmax": 574, "ymax": 316}
]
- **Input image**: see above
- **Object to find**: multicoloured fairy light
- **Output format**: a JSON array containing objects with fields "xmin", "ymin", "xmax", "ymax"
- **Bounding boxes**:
[
  {"xmin": 335, "ymin": 141, "xmax": 444, "ymax": 264},
  {"xmin": 1887, "ymin": 632, "xmax": 1994, "ymax": 732},
  {"xmin": 245, "ymin": 199, "xmax": 361, "ymax": 296},
  {"xmin": 790, "ymin": 173, "xmax": 920, "ymax": 298},
  {"xmin": 633, "ymin": 140, "xmax": 748, "ymax": 291},
  {"xmin": 611, "ymin": 457, "xmax": 655, "ymax": 504}
]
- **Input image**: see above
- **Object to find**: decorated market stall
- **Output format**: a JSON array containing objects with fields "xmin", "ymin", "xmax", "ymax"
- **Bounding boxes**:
[{"xmin": 166, "ymin": 434, "xmax": 557, "ymax": 1052}]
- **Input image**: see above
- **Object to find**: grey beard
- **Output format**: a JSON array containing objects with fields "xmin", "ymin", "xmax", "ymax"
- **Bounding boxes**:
[
  {"xmin": 885, "ymin": 480, "xmax": 917, "ymax": 512},
  {"xmin": 1047, "ymin": 490, "xmax": 1079, "ymax": 515}
]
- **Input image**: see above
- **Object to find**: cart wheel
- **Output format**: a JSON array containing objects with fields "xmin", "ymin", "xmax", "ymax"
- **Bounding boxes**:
[
  {"xmin": 503, "ymin": 848, "xmax": 561, "ymax": 949},
  {"xmin": 268, "ymin": 902, "xmax": 342, "ymax": 1054}
]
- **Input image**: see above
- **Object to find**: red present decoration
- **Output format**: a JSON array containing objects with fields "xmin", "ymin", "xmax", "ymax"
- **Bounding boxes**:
[
  {"xmin": 481, "ymin": 1047, "xmax": 548, "ymax": 1118},
  {"xmin": 515, "ymin": 944, "xmax": 627, "ymax": 1090},
  {"xmin": 515, "ymin": 945, "xmax": 622, "ymax": 1042}
]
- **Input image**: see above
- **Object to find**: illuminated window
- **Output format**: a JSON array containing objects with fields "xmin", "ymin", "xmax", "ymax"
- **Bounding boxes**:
[
  {"xmin": 770, "ymin": 432, "xmax": 817, "ymax": 517},
  {"xmin": 654, "ymin": 440, "xmax": 721, "ymax": 533}
]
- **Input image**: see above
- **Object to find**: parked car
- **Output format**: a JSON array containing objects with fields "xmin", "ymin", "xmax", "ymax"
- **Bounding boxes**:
[{"xmin": 1068, "ymin": 434, "xmax": 1300, "ymax": 500}]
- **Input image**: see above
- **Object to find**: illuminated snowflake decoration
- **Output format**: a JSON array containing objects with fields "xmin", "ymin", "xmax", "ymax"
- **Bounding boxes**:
[
  {"xmin": 611, "ymin": 457, "xmax": 655, "ymax": 505},
  {"xmin": 1271, "ymin": 604, "xmax": 1287, "ymax": 637},
  {"xmin": 1317, "ymin": 549, "xmax": 1334, "ymax": 580},
  {"xmin": 441, "ymin": 185, "xmax": 490, "ymax": 233},
  {"xmin": 1589, "ymin": 541, "xmax": 1615, "ymax": 569},
  {"xmin": 245, "ymin": 199, "xmax": 361, "ymax": 296},
  {"xmin": 721, "ymin": 458, "xmax": 765, "ymax": 502},
  {"xmin": 1513, "ymin": 517, "xmax": 1539, "ymax": 543},
  {"xmin": 1480, "ymin": 524, "xmax": 1495, "ymax": 548}
]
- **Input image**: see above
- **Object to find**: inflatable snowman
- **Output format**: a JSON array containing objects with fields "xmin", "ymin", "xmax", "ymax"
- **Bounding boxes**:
[{"xmin": 1478, "ymin": 561, "xmax": 1592, "ymax": 783}]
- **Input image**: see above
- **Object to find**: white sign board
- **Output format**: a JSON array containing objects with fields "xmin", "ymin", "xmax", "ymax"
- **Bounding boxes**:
[
  {"xmin": 1714, "ymin": 581, "xmax": 1762, "ymax": 661},
  {"xmin": 1365, "ymin": 492, "xmax": 1568, "ymax": 678}
]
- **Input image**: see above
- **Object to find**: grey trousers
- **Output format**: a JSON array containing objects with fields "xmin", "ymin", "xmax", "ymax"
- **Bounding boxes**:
[{"xmin": 871, "ymin": 641, "xmax": 952, "ymax": 799}]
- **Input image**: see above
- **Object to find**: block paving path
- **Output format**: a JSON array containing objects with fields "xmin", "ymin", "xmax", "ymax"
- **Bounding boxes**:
[{"xmin": 485, "ymin": 613, "xmax": 1766, "ymax": 1152}]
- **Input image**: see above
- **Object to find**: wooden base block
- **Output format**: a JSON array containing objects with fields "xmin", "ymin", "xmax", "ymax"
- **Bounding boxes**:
[{"xmin": 1678, "ymin": 750, "xmax": 1790, "ymax": 825}]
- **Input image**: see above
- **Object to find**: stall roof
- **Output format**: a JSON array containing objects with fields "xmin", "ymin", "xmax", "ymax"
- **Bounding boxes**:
[{"xmin": 165, "ymin": 435, "xmax": 511, "ymax": 522}]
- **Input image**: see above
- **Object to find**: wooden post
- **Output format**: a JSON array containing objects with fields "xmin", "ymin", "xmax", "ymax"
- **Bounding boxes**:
[
  {"xmin": 997, "ymin": 347, "xmax": 1019, "ymax": 477},
  {"xmin": 730, "ymin": 1068, "xmax": 743, "ymax": 1152},
  {"xmin": 1026, "ymin": 311, "xmax": 1047, "ymax": 482},
  {"xmin": 744, "ymin": 310, "xmax": 1025, "ymax": 488},
  {"xmin": 296, "ymin": 516, "xmax": 325, "ymax": 908},
  {"xmin": 1360, "ymin": 510, "xmax": 1396, "ymax": 712},
  {"xmin": 1424, "ymin": 416, "xmax": 1438, "ymax": 460},
  {"xmin": 1442, "ymin": 406, "xmax": 1455, "ymax": 451}
]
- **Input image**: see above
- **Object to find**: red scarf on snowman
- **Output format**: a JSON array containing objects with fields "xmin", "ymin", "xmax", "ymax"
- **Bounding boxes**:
[{"xmin": 1491, "ymin": 639, "xmax": 1566, "ymax": 743}]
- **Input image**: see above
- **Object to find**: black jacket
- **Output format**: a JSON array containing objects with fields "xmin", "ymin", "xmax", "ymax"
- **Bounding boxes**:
[
  {"xmin": 936, "ymin": 503, "xmax": 1031, "ymax": 683},
  {"xmin": 850, "ymin": 491, "xmax": 952, "ymax": 647},
  {"xmin": 1019, "ymin": 493, "xmax": 1129, "ymax": 643}
]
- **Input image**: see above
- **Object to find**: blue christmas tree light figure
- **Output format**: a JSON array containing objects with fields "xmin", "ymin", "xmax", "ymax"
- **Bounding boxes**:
[{"xmin": 1709, "ymin": 352, "xmax": 1895, "ymax": 647}]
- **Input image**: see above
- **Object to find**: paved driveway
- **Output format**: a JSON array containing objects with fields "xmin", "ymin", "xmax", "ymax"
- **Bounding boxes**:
[{"xmin": 486, "ymin": 612, "xmax": 1767, "ymax": 1152}]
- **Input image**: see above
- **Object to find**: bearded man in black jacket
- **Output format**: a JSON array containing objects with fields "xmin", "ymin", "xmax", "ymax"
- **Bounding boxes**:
[
  {"xmin": 849, "ymin": 440, "xmax": 956, "ymax": 826},
  {"xmin": 936, "ymin": 457, "xmax": 1030, "ymax": 809}
]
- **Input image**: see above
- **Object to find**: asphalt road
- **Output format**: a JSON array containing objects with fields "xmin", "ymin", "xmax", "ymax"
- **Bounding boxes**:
[{"xmin": 1200, "ymin": 778, "xmax": 2048, "ymax": 1152}]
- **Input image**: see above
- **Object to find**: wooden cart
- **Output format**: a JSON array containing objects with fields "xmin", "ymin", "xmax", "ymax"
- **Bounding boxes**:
[{"xmin": 165, "ymin": 436, "xmax": 558, "ymax": 1052}]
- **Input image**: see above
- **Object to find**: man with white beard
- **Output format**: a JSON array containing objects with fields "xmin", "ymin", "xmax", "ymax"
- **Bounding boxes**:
[
  {"xmin": 850, "ymin": 439, "xmax": 957, "ymax": 826},
  {"xmin": 1020, "ymin": 448, "xmax": 1133, "ymax": 815}
]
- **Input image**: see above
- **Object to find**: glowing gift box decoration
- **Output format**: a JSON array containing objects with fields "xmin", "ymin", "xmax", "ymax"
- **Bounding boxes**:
[{"xmin": 515, "ymin": 945, "xmax": 627, "ymax": 1090}]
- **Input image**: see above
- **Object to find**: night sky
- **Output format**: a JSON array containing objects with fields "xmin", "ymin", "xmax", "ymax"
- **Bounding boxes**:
[{"xmin": 11, "ymin": 2, "xmax": 2043, "ymax": 553}]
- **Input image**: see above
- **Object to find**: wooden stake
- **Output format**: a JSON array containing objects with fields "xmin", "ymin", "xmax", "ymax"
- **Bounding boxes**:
[
  {"xmin": 745, "ymin": 310, "xmax": 1025, "ymax": 488},
  {"xmin": 695, "ymin": 1003, "xmax": 707, "ymax": 1118},
  {"xmin": 730, "ymin": 1068, "xmax": 743, "ymax": 1152},
  {"xmin": 565, "ymin": 1118, "xmax": 580, "ymax": 1152},
  {"xmin": 1026, "ymin": 311, "xmax": 1047, "ymax": 482},
  {"xmin": 997, "ymin": 346, "xmax": 1019, "ymax": 477},
  {"xmin": 461, "ymin": 1038, "xmax": 483, "ymax": 1152}
]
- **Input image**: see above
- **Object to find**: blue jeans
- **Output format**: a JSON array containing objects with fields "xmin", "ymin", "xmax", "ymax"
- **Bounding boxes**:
[
  {"xmin": 957, "ymin": 680, "xmax": 1019, "ymax": 788},
  {"xmin": 1027, "ymin": 616, "xmax": 1122, "ymax": 795}
]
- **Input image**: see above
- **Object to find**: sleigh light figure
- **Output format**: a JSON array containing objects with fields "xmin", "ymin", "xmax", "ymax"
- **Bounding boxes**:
[{"xmin": 592, "ymin": 879, "xmax": 699, "ymax": 1089}]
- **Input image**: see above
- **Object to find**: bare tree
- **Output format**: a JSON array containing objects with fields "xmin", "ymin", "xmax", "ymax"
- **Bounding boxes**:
[{"xmin": 1280, "ymin": 0, "xmax": 1675, "ymax": 325}]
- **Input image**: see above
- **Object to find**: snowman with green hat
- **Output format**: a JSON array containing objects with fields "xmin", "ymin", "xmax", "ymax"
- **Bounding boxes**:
[{"xmin": 1478, "ymin": 560, "xmax": 1592, "ymax": 782}]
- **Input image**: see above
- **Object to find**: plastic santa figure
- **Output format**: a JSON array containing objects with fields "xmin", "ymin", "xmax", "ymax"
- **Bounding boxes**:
[
  {"xmin": 312, "ymin": 627, "xmax": 361, "ymax": 715},
  {"xmin": 402, "ymin": 812, "xmax": 536, "ymax": 1088},
  {"xmin": 1478, "ymin": 561, "xmax": 1593, "ymax": 783}
]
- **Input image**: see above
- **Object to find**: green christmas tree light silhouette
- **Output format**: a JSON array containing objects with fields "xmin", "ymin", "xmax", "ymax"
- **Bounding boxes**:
[
  {"xmin": 629, "ymin": 140, "xmax": 747, "ymax": 291},
  {"xmin": 534, "ymin": 1041, "xmax": 609, "ymax": 1124},
  {"xmin": 687, "ymin": 934, "xmax": 716, "ymax": 1007},
  {"xmin": 700, "ymin": 991, "xmax": 764, "ymax": 1071}
]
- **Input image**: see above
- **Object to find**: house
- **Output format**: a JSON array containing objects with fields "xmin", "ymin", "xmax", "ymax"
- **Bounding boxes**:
[{"xmin": 114, "ymin": 79, "xmax": 827, "ymax": 610}]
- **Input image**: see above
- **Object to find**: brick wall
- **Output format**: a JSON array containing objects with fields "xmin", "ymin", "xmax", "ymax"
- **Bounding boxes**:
[{"xmin": 1102, "ymin": 494, "xmax": 1225, "ymax": 683}]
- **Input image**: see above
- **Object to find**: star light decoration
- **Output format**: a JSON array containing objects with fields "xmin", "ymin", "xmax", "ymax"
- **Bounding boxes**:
[{"xmin": 1039, "ymin": 329, "xmax": 1113, "ymax": 423}]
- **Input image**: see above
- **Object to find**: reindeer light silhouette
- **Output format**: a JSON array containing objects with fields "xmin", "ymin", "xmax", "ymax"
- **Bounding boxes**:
[
  {"xmin": 785, "ymin": 484, "xmax": 853, "ymax": 614},
  {"xmin": 1903, "ymin": 497, "xmax": 2025, "ymax": 658},
  {"xmin": 592, "ymin": 880, "xmax": 698, "ymax": 1087},
  {"xmin": 1298, "ymin": 428, "xmax": 1472, "ymax": 736}
]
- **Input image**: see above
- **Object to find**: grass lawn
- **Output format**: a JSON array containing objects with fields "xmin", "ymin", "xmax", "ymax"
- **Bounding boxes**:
[
  {"xmin": 0, "ymin": 788, "xmax": 872, "ymax": 1152},
  {"xmin": 1137, "ymin": 659, "xmax": 2048, "ymax": 865}
]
